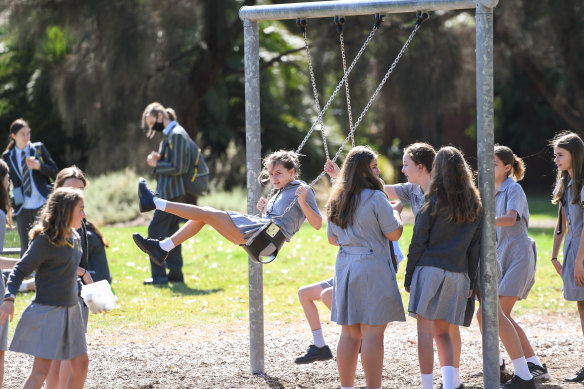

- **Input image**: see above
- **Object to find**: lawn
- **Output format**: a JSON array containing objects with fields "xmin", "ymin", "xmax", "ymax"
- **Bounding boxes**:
[{"xmin": 10, "ymin": 212, "xmax": 566, "ymax": 334}]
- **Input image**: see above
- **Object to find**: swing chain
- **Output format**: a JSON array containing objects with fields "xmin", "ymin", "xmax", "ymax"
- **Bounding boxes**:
[
  {"xmin": 299, "ymin": 20, "xmax": 331, "ymax": 162},
  {"xmin": 275, "ymin": 14, "xmax": 426, "ymax": 219},
  {"xmin": 337, "ymin": 22, "xmax": 355, "ymax": 148}
]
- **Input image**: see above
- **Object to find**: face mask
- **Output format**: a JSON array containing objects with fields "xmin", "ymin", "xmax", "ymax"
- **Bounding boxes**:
[{"xmin": 152, "ymin": 121, "xmax": 165, "ymax": 132}]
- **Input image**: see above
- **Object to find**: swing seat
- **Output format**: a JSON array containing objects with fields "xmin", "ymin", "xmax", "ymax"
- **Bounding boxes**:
[{"xmin": 242, "ymin": 221, "xmax": 287, "ymax": 264}]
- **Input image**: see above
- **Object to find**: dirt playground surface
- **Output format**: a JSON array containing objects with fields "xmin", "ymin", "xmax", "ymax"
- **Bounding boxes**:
[{"xmin": 3, "ymin": 311, "xmax": 583, "ymax": 388}]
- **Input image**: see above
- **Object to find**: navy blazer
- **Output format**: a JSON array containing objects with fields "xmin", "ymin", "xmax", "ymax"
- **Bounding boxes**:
[{"xmin": 2, "ymin": 142, "xmax": 58, "ymax": 215}]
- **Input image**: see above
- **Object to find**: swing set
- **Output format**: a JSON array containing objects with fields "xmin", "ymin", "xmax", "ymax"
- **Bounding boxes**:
[{"xmin": 240, "ymin": 1, "xmax": 500, "ymax": 387}]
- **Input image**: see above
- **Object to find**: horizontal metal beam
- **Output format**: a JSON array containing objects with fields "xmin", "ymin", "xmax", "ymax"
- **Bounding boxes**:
[{"xmin": 240, "ymin": 0, "xmax": 476, "ymax": 21}]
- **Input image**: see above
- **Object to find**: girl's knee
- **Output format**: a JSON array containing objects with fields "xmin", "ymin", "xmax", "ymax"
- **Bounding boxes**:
[{"xmin": 70, "ymin": 354, "xmax": 89, "ymax": 373}]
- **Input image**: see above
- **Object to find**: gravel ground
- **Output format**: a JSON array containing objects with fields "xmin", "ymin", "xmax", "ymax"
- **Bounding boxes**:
[{"xmin": 3, "ymin": 311, "xmax": 583, "ymax": 388}]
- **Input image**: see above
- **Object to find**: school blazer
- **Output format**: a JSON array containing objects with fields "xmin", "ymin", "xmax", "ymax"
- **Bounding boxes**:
[
  {"xmin": 2, "ymin": 142, "xmax": 58, "ymax": 215},
  {"xmin": 154, "ymin": 123, "xmax": 191, "ymax": 200}
]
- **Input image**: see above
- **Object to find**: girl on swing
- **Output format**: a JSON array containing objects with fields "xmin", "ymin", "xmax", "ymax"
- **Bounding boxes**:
[{"xmin": 133, "ymin": 150, "xmax": 322, "ymax": 264}]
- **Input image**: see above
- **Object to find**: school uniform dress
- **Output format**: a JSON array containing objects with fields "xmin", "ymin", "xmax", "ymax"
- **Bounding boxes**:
[
  {"xmin": 149, "ymin": 121, "xmax": 191, "ymax": 282},
  {"xmin": 227, "ymin": 180, "xmax": 320, "ymax": 254},
  {"xmin": 559, "ymin": 180, "xmax": 584, "ymax": 301},
  {"xmin": 2, "ymin": 142, "xmax": 57, "ymax": 255},
  {"xmin": 495, "ymin": 178, "xmax": 536, "ymax": 300},
  {"xmin": 328, "ymin": 189, "xmax": 405, "ymax": 326},
  {"xmin": 405, "ymin": 195, "xmax": 482, "ymax": 326},
  {"xmin": 5, "ymin": 233, "xmax": 87, "ymax": 360},
  {"xmin": 393, "ymin": 182, "xmax": 425, "ymax": 216}
]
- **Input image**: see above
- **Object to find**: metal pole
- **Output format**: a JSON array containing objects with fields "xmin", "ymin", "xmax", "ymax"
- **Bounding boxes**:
[
  {"xmin": 476, "ymin": 3, "xmax": 498, "ymax": 388},
  {"xmin": 243, "ymin": 17, "xmax": 265, "ymax": 375},
  {"xmin": 239, "ymin": 0, "xmax": 475, "ymax": 21}
]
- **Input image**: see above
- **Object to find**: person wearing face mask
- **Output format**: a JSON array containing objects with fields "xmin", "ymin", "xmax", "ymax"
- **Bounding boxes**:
[{"xmin": 139, "ymin": 102, "xmax": 191, "ymax": 285}]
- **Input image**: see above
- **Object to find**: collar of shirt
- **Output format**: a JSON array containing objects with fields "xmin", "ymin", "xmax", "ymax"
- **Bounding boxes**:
[
  {"xmin": 163, "ymin": 121, "xmax": 177, "ymax": 136},
  {"xmin": 498, "ymin": 177, "xmax": 513, "ymax": 194},
  {"xmin": 15, "ymin": 143, "xmax": 30, "ymax": 155}
]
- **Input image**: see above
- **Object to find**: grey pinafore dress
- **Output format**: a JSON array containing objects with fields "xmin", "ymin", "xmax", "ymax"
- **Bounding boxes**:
[
  {"xmin": 560, "ymin": 180, "xmax": 584, "ymax": 301},
  {"xmin": 495, "ymin": 178, "xmax": 536, "ymax": 300},
  {"xmin": 328, "ymin": 189, "xmax": 405, "ymax": 326}
]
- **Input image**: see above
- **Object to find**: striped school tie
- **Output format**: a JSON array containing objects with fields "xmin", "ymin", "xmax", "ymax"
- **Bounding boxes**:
[{"xmin": 21, "ymin": 150, "xmax": 32, "ymax": 196}]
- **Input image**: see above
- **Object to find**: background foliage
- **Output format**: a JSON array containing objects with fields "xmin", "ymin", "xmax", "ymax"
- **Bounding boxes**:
[{"xmin": 0, "ymin": 0, "xmax": 581, "ymax": 194}]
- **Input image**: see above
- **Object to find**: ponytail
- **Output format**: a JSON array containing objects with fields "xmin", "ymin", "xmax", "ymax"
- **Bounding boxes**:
[
  {"xmin": 4, "ymin": 118, "xmax": 28, "ymax": 153},
  {"xmin": 494, "ymin": 145, "xmax": 525, "ymax": 182}
]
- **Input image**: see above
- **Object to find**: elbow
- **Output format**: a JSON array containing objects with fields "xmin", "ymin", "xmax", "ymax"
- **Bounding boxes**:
[
  {"xmin": 312, "ymin": 216, "xmax": 323, "ymax": 230},
  {"xmin": 387, "ymin": 225, "xmax": 403, "ymax": 241}
]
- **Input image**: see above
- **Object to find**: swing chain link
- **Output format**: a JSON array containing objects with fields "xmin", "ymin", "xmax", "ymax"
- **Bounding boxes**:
[
  {"xmin": 339, "ymin": 31, "xmax": 355, "ymax": 148},
  {"xmin": 269, "ymin": 14, "xmax": 426, "ymax": 219}
]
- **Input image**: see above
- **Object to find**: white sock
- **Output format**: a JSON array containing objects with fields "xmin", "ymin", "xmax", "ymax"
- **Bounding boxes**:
[
  {"xmin": 453, "ymin": 367, "xmax": 461, "ymax": 387},
  {"xmin": 159, "ymin": 238, "xmax": 175, "ymax": 252},
  {"xmin": 421, "ymin": 373, "xmax": 433, "ymax": 389},
  {"xmin": 499, "ymin": 353, "xmax": 504, "ymax": 366},
  {"xmin": 340, "ymin": 387, "xmax": 354, "ymax": 389},
  {"xmin": 441, "ymin": 366, "xmax": 454, "ymax": 389},
  {"xmin": 526, "ymin": 355, "xmax": 542, "ymax": 367},
  {"xmin": 153, "ymin": 197, "xmax": 167, "ymax": 211},
  {"xmin": 512, "ymin": 356, "xmax": 533, "ymax": 381},
  {"xmin": 311, "ymin": 328, "xmax": 326, "ymax": 348}
]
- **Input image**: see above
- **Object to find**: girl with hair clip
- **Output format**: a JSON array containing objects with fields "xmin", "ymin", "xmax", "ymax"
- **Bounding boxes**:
[
  {"xmin": 0, "ymin": 187, "xmax": 90, "ymax": 389},
  {"xmin": 405, "ymin": 146, "xmax": 483, "ymax": 389},
  {"xmin": 550, "ymin": 132, "xmax": 584, "ymax": 383},
  {"xmin": 486, "ymin": 145, "xmax": 548, "ymax": 380},
  {"xmin": 133, "ymin": 150, "xmax": 322, "ymax": 264},
  {"xmin": 1, "ymin": 118, "xmax": 58, "ymax": 256},
  {"xmin": 327, "ymin": 145, "xmax": 404, "ymax": 389}
]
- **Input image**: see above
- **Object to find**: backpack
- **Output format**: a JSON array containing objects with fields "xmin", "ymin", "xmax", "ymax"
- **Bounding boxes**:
[{"xmin": 184, "ymin": 136, "xmax": 209, "ymax": 197}]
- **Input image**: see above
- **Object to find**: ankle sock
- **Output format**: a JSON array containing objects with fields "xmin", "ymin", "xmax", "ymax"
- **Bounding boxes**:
[
  {"xmin": 159, "ymin": 238, "xmax": 175, "ymax": 252},
  {"xmin": 311, "ymin": 329, "xmax": 326, "ymax": 348},
  {"xmin": 153, "ymin": 197, "xmax": 167, "ymax": 211},
  {"xmin": 421, "ymin": 373, "xmax": 433, "ymax": 389},
  {"xmin": 453, "ymin": 367, "xmax": 461, "ymax": 387},
  {"xmin": 511, "ymin": 356, "xmax": 533, "ymax": 381},
  {"xmin": 441, "ymin": 366, "xmax": 454, "ymax": 389},
  {"xmin": 340, "ymin": 387, "xmax": 354, "ymax": 389},
  {"xmin": 526, "ymin": 355, "xmax": 542, "ymax": 367},
  {"xmin": 499, "ymin": 353, "xmax": 504, "ymax": 366}
]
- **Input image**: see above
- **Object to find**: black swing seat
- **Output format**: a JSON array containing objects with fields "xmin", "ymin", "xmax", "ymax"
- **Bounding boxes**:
[{"xmin": 242, "ymin": 221, "xmax": 287, "ymax": 264}]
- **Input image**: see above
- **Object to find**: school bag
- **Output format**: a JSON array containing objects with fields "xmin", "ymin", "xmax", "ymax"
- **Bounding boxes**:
[{"xmin": 184, "ymin": 136, "xmax": 209, "ymax": 197}]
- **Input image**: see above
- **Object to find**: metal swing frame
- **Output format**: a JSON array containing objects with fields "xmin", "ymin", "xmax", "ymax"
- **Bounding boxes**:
[{"xmin": 239, "ymin": 1, "xmax": 500, "ymax": 388}]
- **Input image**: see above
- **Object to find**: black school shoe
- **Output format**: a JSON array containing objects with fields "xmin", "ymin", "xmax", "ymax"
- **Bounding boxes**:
[
  {"xmin": 143, "ymin": 277, "xmax": 168, "ymax": 286},
  {"xmin": 294, "ymin": 345, "xmax": 333, "ymax": 364},
  {"xmin": 500, "ymin": 360, "xmax": 514, "ymax": 384},
  {"xmin": 138, "ymin": 177, "xmax": 157, "ymax": 212},
  {"xmin": 133, "ymin": 233, "xmax": 169, "ymax": 266},
  {"xmin": 500, "ymin": 375, "xmax": 536, "ymax": 389},
  {"xmin": 527, "ymin": 362, "xmax": 550, "ymax": 380},
  {"xmin": 564, "ymin": 366, "xmax": 584, "ymax": 382},
  {"xmin": 439, "ymin": 384, "xmax": 465, "ymax": 389}
]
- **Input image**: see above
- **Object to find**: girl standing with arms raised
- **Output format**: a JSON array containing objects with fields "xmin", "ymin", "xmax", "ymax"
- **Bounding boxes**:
[
  {"xmin": 405, "ymin": 146, "xmax": 482, "ymax": 389},
  {"xmin": 1, "ymin": 118, "xmax": 58, "ymax": 256},
  {"xmin": 327, "ymin": 146, "xmax": 404, "ymax": 389},
  {"xmin": 133, "ymin": 150, "xmax": 322, "ymax": 263},
  {"xmin": 0, "ymin": 188, "xmax": 89, "ymax": 389},
  {"xmin": 550, "ymin": 132, "xmax": 584, "ymax": 383},
  {"xmin": 493, "ymin": 145, "xmax": 548, "ymax": 380}
]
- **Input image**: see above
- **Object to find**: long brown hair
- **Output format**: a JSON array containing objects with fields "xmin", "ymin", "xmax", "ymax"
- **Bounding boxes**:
[
  {"xmin": 141, "ymin": 102, "xmax": 176, "ymax": 139},
  {"xmin": 0, "ymin": 159, "xmax": 12, "ymax": 226},
  {"xmin": 424, "ymin": 146, "xmax": 482, "ymax": 224},
  {"xmin": 495, "ymin": 145, "xmax": 525, "ymax": 182},
  {"xmin": 326, "ymin": 146, "xmax": 386, "ymax": 229},
  {"xmin": 4, "ymin": 118, "xmax": 28, "ymax": 153},
  {"xmin": 551, "ymin": 131, "xmax": 584, "ymax": 205},
  {"xmin": 29, "ymin": 187, "xmax": 84, "ymax": 246}
]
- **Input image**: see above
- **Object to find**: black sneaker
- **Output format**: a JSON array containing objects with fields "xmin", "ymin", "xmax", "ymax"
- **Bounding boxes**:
[
  {"xmin": 500, "ymin": 360, "xmax": 513, "ymax": 384},
  {"xmin": 133, "ymin": 233, "xmax": 169, "ymax": 266},
  {"xmin": 564, "ymin": 366, "xmax": 584, "ymax": 382},
  {"xmin": 294, "ymin": 345, "xmax": 333, "ymax": 364},
  {"xmin": 500, "ymin": 375, "xmax": 535, "ymax": 389},
  {"xmin": 439, "ymin": 384, "xmax": 465, "ymax": 389},
  {"xmin": 138, "ymin": 177, "xmax": 157, "ymax": 213},
  {"xmin": 527, "ymin": 362, "xmax": 550, "ymax": 381}
]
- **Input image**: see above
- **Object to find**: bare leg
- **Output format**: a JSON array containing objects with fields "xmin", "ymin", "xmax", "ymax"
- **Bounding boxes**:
[
  {"xmin": 337, "ymin": 324, "xmax": 361, "ymax": 387},
  {"xmin": 360, "ymin": 323, "xmax": 387, "ymax": 389},
  {"xmin": 578, "ymin": 301, "xmax": 584, "ymax": 337},
  {"xmin": 168, "ymin": 220, "xmax": 205, "ymax": 246},
  {"xmin": 0, "ymin": 351, "xmax": 4, "ymax": 389},
  {"xmin": 23, "ymin": 357, "xmax": 52, "ymax": 389},
  {"xmin": 434, "ymin": 319, "xmax": 454, "ymax": 368},
  {"xmin": 45, "ymin": 360, "xmax": 62, "ymax": 389},
  {"xmin": 298, "ymin": 283, "xmax": 326, "ymax": 331},
  {"xmin": 65, "ymin": 353, "xmax": 89, "ymax": 389},
  {"xmin": 449, "ymin": 324, "xmax": 461, "ymax": 368},
  {"xmin": 477, "ymin": 295, "xmax": 524, "ymax": 360},
  {"xmin": 162, "ymin": 202, "xmax": 245, "ymax": 245},
  {"xmin": 500, "ymin": 296, "xmax": 536, "ymax": 359},
  {"xmin": 321, "ymin": 287, "xmax": 333, "ymax": 310},
  {"xmin": 417, "ymin": 315, "xmax": 435, "ymax": 374}
]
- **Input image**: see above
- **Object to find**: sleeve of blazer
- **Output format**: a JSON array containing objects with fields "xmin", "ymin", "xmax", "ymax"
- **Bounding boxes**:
[
  {"xmin": 35, "ymin": 143, "xmax": 58, "ymax": 179},
  {"xmin": 466, "ymin": 213, "xmax": 483, "ymax": 291},
  {"xmin": 404, "ymin": 199, "xmax": 433, "ymax": 288},
  {"xmin": 154, "ymin": 131, "xmax": 191, "ymax": 176}
]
